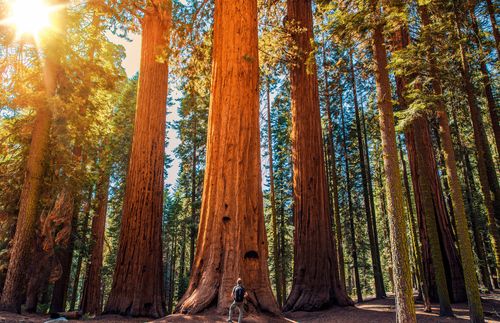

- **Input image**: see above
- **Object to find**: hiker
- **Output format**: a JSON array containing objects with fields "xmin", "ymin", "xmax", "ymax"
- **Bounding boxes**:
[{"xmin": 228, "ymin": 278, "xmax": 246, "ymax": 323}]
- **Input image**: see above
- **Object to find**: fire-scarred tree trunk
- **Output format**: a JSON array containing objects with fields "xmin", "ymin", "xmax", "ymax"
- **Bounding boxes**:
[
  {"xmin": 104, "ymin": 4, "xmax": 170, "ymax": 318},
  {"xmin": 80, "ymin": 172, "xmax": 110, "ymax": 315},
  {"xmin": 175, "ymin": 0, "xmax": 279, "ymax": 316},
  {"xmin": 283, "ymin": 0, "xmax": 352, "ymax": 311},
  {"xmin": 349, "ymin": 50, "xmax": 385, "ymax": 299},
  {"xmin": 0, "ymin": 1, "xmax": 64, "ymax": 313},
  {"xmin": 370, "ymin": 1, "xmax": 416, "ymax": 321}
]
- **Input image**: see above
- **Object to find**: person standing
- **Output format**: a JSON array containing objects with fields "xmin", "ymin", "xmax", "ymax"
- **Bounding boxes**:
[{"xmin": 228, "ymin": 278, "xmax": 246, "ymax": 323}]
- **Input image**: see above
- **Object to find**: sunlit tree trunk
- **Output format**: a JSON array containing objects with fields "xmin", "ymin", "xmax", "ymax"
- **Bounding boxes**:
[
  {"xmin": 175, "ymin": 0, "xmax": 279, "ymax": 315},
  {"xmin": 370, "ymin": 1, "xmax": 416, "ymax": 321},
  {"xmin": 105, "ymin": 5, "xmax": 171, "ymax": 317},
  {"xmin": 0, "ymin": 1, "xmax": 65, "ymax": 312}
]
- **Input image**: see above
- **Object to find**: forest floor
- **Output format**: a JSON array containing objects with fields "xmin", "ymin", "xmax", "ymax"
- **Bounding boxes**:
[{"xmin": 0, "ymin": 292, "xmax": 498, "ymax": 323}]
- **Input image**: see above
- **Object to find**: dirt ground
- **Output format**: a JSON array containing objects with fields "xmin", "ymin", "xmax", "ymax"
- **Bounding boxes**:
[{"xmin": 0, "ymin": 292, "xmax": 498, "ymax": 323}]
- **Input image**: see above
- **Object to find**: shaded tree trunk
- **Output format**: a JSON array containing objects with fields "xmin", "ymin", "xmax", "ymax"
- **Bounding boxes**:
[
  {"xmin": 104, "ymin": 5, "xmax": 171, "ymax": 318},
  {"xmin": 468, "ymin": 1, "xmax": 500, "ymax": 157},
  {"xmin": 349, "ymin": 50, "xmax": 385, "ymax": 299},
  {"xmin": 419, "ymin": 5, "xmax": 485, "ymax": 320},
  {"xmin": 69, "ymin": 192, "xmax": 93, "ymax": 311},
  {"xmin": 454, "ymin": 9, "xmax": 500, "ymax": 265},
  {"xmin": 399, "ymin": 143, "xmax": 431, "ymax": 312},
  {"xmin": 283, "ymin": 0, "xmax": 352, "ymax": 311},
  {"xmin": 266, "ymin": 79, "xmax": 283, "ymax": 307},
  {"xmin": 370, "ymin": 1, "xmax": 416, "ymax": 320},
  {"xmin": 80, "ymin": 173, "xmax": 110, "ymax": 315},
  {"xmin": 189, "ymin": 117, "xmax": 198, "ymax": 271},
  {"xmin": 406, "ymin": 120, "xmax": 453, "ymax": 316},
  {"xmin": 322, "ymin": 44, "xmax": 345, "ymax": 288},
  {"xmin": 340, "ymin": 102, "xmax": 362, "ymax": 304},
  {"xmin": 175, "ymin": 0, "xmax": 279, "ymax": 315}
]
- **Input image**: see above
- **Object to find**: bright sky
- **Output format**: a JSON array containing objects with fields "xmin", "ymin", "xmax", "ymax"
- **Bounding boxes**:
[{"xmin": 106, "ymin": 32, "xmax": 181, "ymax": 190}]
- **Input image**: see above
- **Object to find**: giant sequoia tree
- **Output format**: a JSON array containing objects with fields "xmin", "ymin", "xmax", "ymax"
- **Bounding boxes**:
[
  {"xmin": 104, "ymin": 2, "xmax": 171, "ymax": 318},
  {"xmin": 284, "ymin": 0, "xmax": 352, "ymax": 311},
  {"xmin": 175, "ymin": 0, "xmax": 279, "ymax": 315}
]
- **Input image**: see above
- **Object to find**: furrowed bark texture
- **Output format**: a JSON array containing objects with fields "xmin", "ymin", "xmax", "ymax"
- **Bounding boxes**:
[
  {"xmin": 104, "ymin": 7, "xmax": 170, "ymax": 318},
  {"xmin": 175, "ymin": 0, "xmax": 279, "ymax": 316},
  {"xmin": 284, "ymin": 0, "xmax": 352, "ymax": 311},
  {"xmin": 371, "ymin": 3, "xmax": 416, "ymax": 320}
]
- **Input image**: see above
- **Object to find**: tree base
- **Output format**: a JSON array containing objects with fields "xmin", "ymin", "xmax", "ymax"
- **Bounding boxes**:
[{"xmin": 283, "ymin": 286, "xmax": 354, "ymax": 312}]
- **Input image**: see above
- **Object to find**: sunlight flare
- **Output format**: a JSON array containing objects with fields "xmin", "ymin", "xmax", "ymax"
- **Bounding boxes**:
[{"xmin": 1, "ymin": 0, "xmax": 61, "ymax": 39}]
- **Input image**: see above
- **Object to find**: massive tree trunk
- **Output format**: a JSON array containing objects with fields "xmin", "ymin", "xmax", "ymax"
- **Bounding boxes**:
[
  {"xmin": 104, "ymin": 5, "xmax": 170, "ymax": 318},
  {"xmin": 370, "ymin": 1, "xmax": 416, "ymax": 321},
  {"xmin": 283, "ymin": 0, "xmax": 352, "ymax": 311},
  {"xmin": 349, "ymin": 50, "xmax": 385, "ymax": 299},
  {"xmin": 419, "ymin": 5, "xmax": 485, "ymax": 321},
  {"xmin": 175, "ymin": 0, "xmax": 279, "ymax": 316},
  {"xmin": 266, "ymin": 79, "xmax": 283, "ymax": 307},
  {"xmin": 340, "ymin": 103, "xmax": 362, "ymax": 304},
  {"xmin": 0, "ymin": 1, "xmax": 65, "ymax": 312},
  {"xmin": 80, "ymin": 173, "xmax": 110, "ymax": 315}
]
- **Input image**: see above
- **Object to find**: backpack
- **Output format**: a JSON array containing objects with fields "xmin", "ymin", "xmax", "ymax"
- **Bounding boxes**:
[{"xmin": 234, "ymin": 286, "xmax": 245, "ymax": 302}]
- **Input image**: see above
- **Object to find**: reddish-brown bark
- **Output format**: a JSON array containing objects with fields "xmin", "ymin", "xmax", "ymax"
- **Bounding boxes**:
[
  {"xmin": 104, "ymin": 5, "xmax": 170, "ymax": 318},
  {"xmin": 175, "ymin": 0, "xmax": 279, "ymax": 316},
  {"xmin": 283, "ymin": 0, "xmax": 352, "ymax": 311}
]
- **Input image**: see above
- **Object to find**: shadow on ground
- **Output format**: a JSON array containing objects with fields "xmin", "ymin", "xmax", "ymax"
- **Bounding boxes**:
[{"xmin": 0, "ymin": 291, "xmax": 498, "ymax": 322}]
